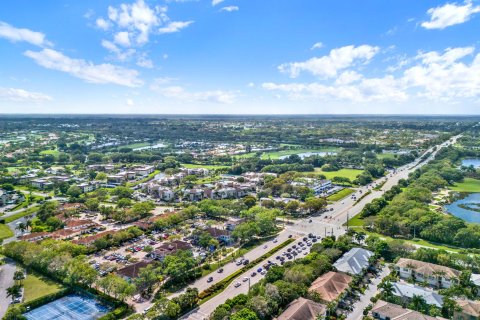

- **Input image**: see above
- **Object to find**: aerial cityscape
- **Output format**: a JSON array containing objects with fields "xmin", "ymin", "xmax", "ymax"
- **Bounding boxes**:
[{"xmin": 1, "ymin": 1, "xmax": 480, "ymax": 320}]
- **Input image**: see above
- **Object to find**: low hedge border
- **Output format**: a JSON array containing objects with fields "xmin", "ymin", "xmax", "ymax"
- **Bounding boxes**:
[{"xmin": 198, "ymin": 238, "xmax": 295, "ymax": 303}]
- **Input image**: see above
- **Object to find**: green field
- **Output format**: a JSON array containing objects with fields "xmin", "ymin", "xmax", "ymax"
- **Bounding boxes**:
[
  {"xmin": 327, "ymin": 188, "xmax": 354, "ymax": 201},
  {"xmin": 23, "ymin": 273, "xmax": 64, "ymax": 303},
  {"xmin": 181, "ymin": 163, "xmax": 230, "ymax": 170},
  {"xmin": 0, "ymin": 224, "xmax": 13, "ymax": 240},
  {"xmin": 40, "ymin": 149, "xmax": 60, "ymax": 156},
  {"xmin": 314, "ymin": 168, "xmax": 363, "ymax": 181},
  {"xmin": 260, "ymin": 147, "xmax": 340, "ymax": 160},
  {"xmin": 450, "ymin": 178, "xmax": 480, "ymax": 192},
  {"xmin": 377, "ymin": 153, "xmax": 396, "ymax": 159},
  {"xmin": 1, "ymin": 206, "xmax": 38, "ymax": 223}
]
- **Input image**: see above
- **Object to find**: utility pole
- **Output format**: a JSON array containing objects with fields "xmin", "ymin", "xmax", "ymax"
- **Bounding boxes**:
[{"xmin": 346, "ymin": 212, "xmax": 349, "ymax": 231}]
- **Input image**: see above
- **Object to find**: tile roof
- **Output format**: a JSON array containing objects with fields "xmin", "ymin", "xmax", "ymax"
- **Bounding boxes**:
[
  {"xmin": 275, "ymin": 297, "xmax": 326, "ymax": 320},
  {"xmin": 309, "ymin": 271, "xmax": 353, "ymax": 302},
  {"xmin": 395, "ymin": 258, "xmax": 460, "ymax": 279},
  {"xmin": 456, "ymin": 299, "xmax": 480, "ymax": 317},
  {"xmin": 371, "ymin": 300, "xmax": 447, "ymax": 320}
]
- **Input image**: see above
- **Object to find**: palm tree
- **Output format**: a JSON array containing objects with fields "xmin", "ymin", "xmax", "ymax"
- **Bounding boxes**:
[
  {"xmin": 379, "ymin": 280, "xmax": 394, "ymax": 298},
  {"xmin": 6, "ymin": 285, "xmax": 21, "ymax": 302},
  {"xmin": 355, "ymin": 231, "xmax": 366, "ymax": 244},
  {"xmin": 15, "ymin": 223, "xmax": 26, "ymax": 234},
  {"xmin": 13, "ymin": 271, "xmax": 25, "ymax": 285}
]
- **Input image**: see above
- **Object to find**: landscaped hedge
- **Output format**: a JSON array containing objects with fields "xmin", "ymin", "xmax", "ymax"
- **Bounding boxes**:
[
  {"xmin": 97, "ymin": 305, "xmax": 133, "ymax": 320},
  {"xmin": 198, "ymin": 238, "xmax": 294, "ymax": 302}
]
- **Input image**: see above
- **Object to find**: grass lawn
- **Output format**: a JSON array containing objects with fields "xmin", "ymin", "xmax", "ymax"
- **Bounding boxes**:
[
  {"xmin": 181, "ymin": 163, "xmax": 230, "ymax": 170},
  {"xmin": 1, "ymin": 205, "xmax": 38, "ymax": 223},
  {"xmin": 327, "ymin": 188, "xmax": 354, "ymax": 202},
  {"xmin": 376, "ymin": 153, "xmax": 396, "ymax": 159},
  {"xmin": 349, "ymin": 225, "xmax": 461, "ymax": 253},
  {"xmin": 260, "ymin": 147, "xmax": 341, "ymax": 160},
  {"xmin": 0, "ymin": 224, "xmax": 13, "ymax": 240},
  {"xmin": 122, "ymin": 142, "xmax": 150, "ymax": 149},
  {"xmin": 314, "ymin": 168, "xmax": 363, "ymax": 181},
  {"xmin": 39, "ymin": 149, "xmax": 60, "ymax": 156},
  {"xmin": 23, "ymin": 273, "xmax": 64, "ymax": 303},
  {"xmin": 450, "ymin": 178, "xmax": 480, "ymax": 192}
]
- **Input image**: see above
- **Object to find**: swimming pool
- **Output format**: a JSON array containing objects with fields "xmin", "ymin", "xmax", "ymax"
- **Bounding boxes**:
[{"xmin": 24, "ymin": 294, "xmax": 111, "ymax": 320}]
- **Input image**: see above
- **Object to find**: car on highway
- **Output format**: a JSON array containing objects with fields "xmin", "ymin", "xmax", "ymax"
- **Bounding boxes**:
[
  {"xmin": 218, "ymin": 268, "xmax": 224, "ymax": 273},
  {"xmin": 273, "ymin": 238, "xmax": 278, "ymax": 243},
  {"xmin": 234, "ymin": 282, "xmax": 241, "ymax": 288},
  {"xmin": 236, "ymin": 259, "xmax": 244, "ymax": 266},
  {"xmin": 288, "ymin": 234, "xmax": 293, "ymax": 238},
  {"xmin": 261, "ymin": 270, "xmax": 266, "ymax": 275},
  {"xmin": 257, "ymin": 267, "xmax": 263, "ymax": 273},
  {"xmin": 243, "ymin": 277, "xmax": 249, "ymax": 282},
  {"xmin": 243, "ymin": 259, "xmax": 249, "ymax": 265},
  {"xmin": 251, "ymin": 272, "xmax": 257, "ymax": 277},
  {"xmin": 263, "ymin": 245, "xmax": 268, "ymax": 249},
  {"xmin": 207, "ymin": 277, "xmax": 213, "ymax": 283}
]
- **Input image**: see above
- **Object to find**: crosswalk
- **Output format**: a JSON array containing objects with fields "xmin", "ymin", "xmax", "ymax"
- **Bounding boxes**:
[{"xmin": 182, "ymin": 309, "xmax": 209, "ymax": 320}]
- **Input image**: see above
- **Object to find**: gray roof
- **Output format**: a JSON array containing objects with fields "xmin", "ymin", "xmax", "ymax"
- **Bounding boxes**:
[
  {"xmin": 471, "ymin": 273, "xmax": 480, "ymax": 287},
  {"xmin": 392, "ymin": 282, "xmax": 443, "ymax": 307},
  {"xmin": 333, "ymin": 247, "xmax": 374, "ymax": 275}
]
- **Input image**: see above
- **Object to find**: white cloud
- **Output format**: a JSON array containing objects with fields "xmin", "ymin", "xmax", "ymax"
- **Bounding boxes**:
[
  {"xmin": 247, "ymin": 82, "xmax": 255, "ymax": 88},
  {"xmin": 0, "ymin": 21, "xmax": 51, "ymax": 47},
  {"xmin": 265, "ymin": 44, "xmax": 480, "ymax": 104},
  {"xmin": 220, "ymin": 6, "xmax": 239, "ymax": 12},
  {"xmin": 279, "ymin": 44, "xmax": 379, "ymax": 78},
  {"xmin": 96, "ymin": 18, "xmax": 111, "ymax": 30},
  {"xmin": 212, "ymin": 0, "xmax": 225, "ymax": 6},
  {"xmin": 137, "ymin": 55, "xmax": 153, "ymax": 68},
  {"xmin": 101, "ymin": 40, "xmax": 136, "ymax": 61},
  {"xmin": 24, "ymin": 48, "xmax": 143, "ymax": 87},
  {"xmin": 114, "ymin": 31, "xmax": 131, "ymax": 46},
  {"xmin": 105, "ymin": 0, "xmax": 167, "ymax": 45},
  {"xmin": 158, "ymin": 21, "xmax": 194, "ymax": 34},
  {"xmin": 126, "ymin": 98, "xmax": 134, "ymax": 106},
  {"xmin": 0, "ymin": 87, "xmax": 52, "ymax": 102},
  {"xmin": 421, "ymin": 0, "xmax": 480, "ymax": 29},
  {"xmin": 151, "ymin": 78, "xmax": 236, "ymax": 104},
  {"xmin": 402, "ymin": 46, "xmax": 480, "ymax": 100},
  {"xmin": 310, "ymin": 42, "xmax": 323, "ymax": 50}
]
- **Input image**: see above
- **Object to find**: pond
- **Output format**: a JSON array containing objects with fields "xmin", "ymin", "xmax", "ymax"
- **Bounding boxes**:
[
  {"xmin": 279, "ymin": 151, "xmax": 337, "ymax": 160},
  {"xmin": 461, "ymin": 158, "xmax": 480, "ymax": 168},
  {"xmin": 444, "ymin": 193, "xmax": 480, "ymax": 224},
  {"xmin": 24, "ymin": 294, "xmax": 111, "ymax": 320}
]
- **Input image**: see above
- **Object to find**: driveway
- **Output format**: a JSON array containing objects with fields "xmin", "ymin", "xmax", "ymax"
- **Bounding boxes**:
[
  {"xmin": 0, "ymin": 258, "xmax": 17, "ymax": 318},
  {"xmin": 346, "ymin": 265, "xmax": 390, "ymax": 320}
]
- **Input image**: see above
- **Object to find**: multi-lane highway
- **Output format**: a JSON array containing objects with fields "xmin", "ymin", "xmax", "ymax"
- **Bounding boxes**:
[{"xmin": 177, "ymin": 135, "xmax": 460, "ymax": 320}]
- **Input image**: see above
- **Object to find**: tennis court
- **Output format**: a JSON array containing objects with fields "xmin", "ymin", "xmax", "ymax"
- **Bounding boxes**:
[{"xmin": 24, "ymin": 294, "xmax": 110, "ymax": 320}]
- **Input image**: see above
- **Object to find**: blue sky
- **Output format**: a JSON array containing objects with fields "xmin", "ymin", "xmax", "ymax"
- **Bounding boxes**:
[{"xmin": 1, "ymin": 0, "xmax": 480, "ymax": 114}]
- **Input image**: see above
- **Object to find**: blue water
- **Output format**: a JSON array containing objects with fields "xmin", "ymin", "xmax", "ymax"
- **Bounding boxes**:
[
  {"xmin": 24, "ymin": 294, "xmax": 111, "ymax": 320},
  {"xmin": 462, "ymin": 159, "xmax": 480, "ymax": 168},
  {"xmin": 279, "ymin": 151, "xmax": 337, "ymax": 160},
  {"xmin": 445, "ymin": 193, "xmax": 480, "ymax": 223}
]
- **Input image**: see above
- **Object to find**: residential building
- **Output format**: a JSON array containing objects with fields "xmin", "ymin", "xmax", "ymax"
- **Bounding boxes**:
[
  {"xmin": 333, "ymin": 247, "xmax": 374, "ymax": 275},
  {"xmin": 116, "ymin": 260, "xmax": 153, "ymax": 281},
  {"xmin": 18, "ymin": 232, "xmax": 51, "ymax": 242},
  {"xmin": 205, "ymin": 227, "xmax": 233, "ymax": 245},
  {"xmin": 275, "ymin": 297, "xmax": 326, "ymax": 320},
  {"xmin": 309, "ymin": 271, "xmax": 352, "ymax": 302},
  {"xmin": 370, "ymin": 300, "xmax": 447, "ymax": 320},
  {"xmin": 150, "ymin": 240, "xmax": 192, "ymax": 261},
  {"xmin": 395, "ymin": 258, "xmax": 460, "ymax": 289},
  {"xmin": 454, "ymin": 299, "xmax": 480, "ymax": 320},
  {"xmin": 392, "ymin": 282, "xmax": 443, "ymax": 308}
]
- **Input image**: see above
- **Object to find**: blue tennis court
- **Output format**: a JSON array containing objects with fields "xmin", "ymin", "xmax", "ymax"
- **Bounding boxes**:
[{"xmin": 24, "ymin": 294, "xmax": 111, "ymax": 320}]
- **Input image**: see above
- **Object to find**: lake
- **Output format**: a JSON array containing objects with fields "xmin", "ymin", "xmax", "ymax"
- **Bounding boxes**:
[
  {"xmin": 461, "ymin": 158, "xmax": 480, "ymax": 168},
  {"xmin": 279, "ymin": 151, "xmax": 337, "ymax": 160},
  {"xmin": 444, "ymin": 193, "xmax": 480, "ymax": 223}
]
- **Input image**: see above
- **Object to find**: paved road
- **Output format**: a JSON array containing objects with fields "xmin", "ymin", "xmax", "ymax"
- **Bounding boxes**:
[
  {"xmin": 346, "ymin": 265, "xmax": 390, "ymax": 320},
  {"xmin": 0, "ymin": 258, "xmax": 16, "ymax": 318},
  {"xmin": 179, "ymin": 135, "xmax": 460, "ymax": 319}
]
